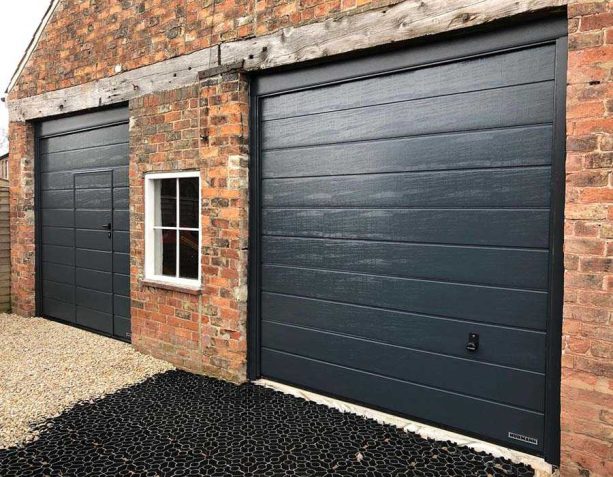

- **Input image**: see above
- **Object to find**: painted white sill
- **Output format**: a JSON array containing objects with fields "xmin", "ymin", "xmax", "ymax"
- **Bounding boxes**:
[{"xmin": 142, "ymin": 277, "xmax": 201, "ymax": 295}]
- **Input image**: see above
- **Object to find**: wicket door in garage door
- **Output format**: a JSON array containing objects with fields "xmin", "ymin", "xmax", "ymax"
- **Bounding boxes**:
[
  {"xmin": 37, "ymin": 107, "xmax": 131, "ymax": 340},
  {"xmin": 252, "ymin": 18, "xmax": 566, "ymax": 456}
]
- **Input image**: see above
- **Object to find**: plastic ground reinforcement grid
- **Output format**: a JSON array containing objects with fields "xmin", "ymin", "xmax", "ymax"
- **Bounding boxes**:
[{"xmin": 0, "ymin": 370, "xmax": 535, "ymax": 476}]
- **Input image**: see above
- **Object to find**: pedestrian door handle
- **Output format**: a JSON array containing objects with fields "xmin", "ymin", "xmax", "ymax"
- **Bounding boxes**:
[{"xmin": 102, "ymin": 223, "xmax": 112, "ymax": 238}]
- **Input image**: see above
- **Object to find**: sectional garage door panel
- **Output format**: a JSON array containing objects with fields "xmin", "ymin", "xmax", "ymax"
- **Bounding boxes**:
[
  {"xmin": 262, "ymin": 126, "xmax": 554, "ymax": 178},
  {"xmin": 262, "ymin": 167, "xmax": 552, "ymax": 208},
  {"xmin": 259, "ymin": 44, "xmax": 556, "ymax": 120},
  {"xmin": 256, "ymin": 31, "xmax": 564, "ymax": 454},
  {"xmin": 262, "ymin": 265, "xmax": 548, "ymax": 329},
  {"xmin": 262, "ymin": 237, "xmax": 550, "ymax": 290},
  {"xmin": 38, "ymin": 108, "xmax": 131, "ymax": 340},
  {"xmin": 262, "ymin": 208, "xmax": 550, "ymax": 248}
]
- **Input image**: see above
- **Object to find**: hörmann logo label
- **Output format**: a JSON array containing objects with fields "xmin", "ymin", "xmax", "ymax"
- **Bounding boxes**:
[{"xmin": 508, "ymin": 432, "xmax": 538, "ymax": 446}]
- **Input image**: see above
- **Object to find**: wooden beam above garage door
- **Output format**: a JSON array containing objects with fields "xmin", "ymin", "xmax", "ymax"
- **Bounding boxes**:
[{"xmin": 7, "ymin": 0, "xmax": 565, "ymax": 122}]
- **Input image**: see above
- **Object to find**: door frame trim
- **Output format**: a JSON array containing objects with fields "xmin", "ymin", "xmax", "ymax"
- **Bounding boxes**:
[
  {"xmin": 248, "ymin": 15, "xmax": 567, "ymax": 464},
  {"xmin": 542, "ymin": 35, "xmax": 567, "ymax": 466},
  {"xmin": 34, "ymin": 104, "xmax": 130, "ymax": 341}
]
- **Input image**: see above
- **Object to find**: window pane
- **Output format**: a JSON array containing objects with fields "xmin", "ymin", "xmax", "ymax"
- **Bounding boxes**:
[
  {"xmin": 155, "ymin": 178, "xmax": 176, "ymax": 227},
  {"xmin": 179, "ymin": 230, "xmax": 198, "ymax": 279},
  {"xmin": 179, "ymin": 177, "xmax": 199, "ymax": 228},
  {"xmin": 154, "ymin": 229, "xmax": 177, "ymax": 277}
]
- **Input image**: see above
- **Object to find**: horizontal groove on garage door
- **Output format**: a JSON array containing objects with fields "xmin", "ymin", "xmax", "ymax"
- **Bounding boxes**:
[
  {"xmin": 76, "ymin": 250, "xmax": 113, "ymax": 272},
  {"xmin": 76, "ymin": 287, "xmax": 113, "ymax": 313},
  {"xmin": 76, "ymin": 189, "xmax": 112, "ymax": 209},
  {"xmin": 76, "ymin": 230, "xmax": 112, "ymax": 251},
  {"xmin": 113, "ymin": 211, "xmax": 129, "ymax": 231},
  {"xmin": 113, "ymin": 253, "xmax": 130, "ymax": 275},
  {"xmin": 113, "ymin": 274, "xmax": 130, "ymax": 296},
  {"xmin": 41, "ymin": 210, "xmax": 73, "ymax": 228},
  {"xmin": 262, "ymin": 126, "xmax": 553, "ymax": 177},
  {"xmin": 40, "ymin": 124, "xmax": 129, "ymax": 154},
  {"xmin": 42, "ymin": 297, "xmax": 74, "ymax": 322},
  {"xmin": 42, "ymin": 262, "xmax": 74, "ymax": 285},
  {"xmin": 261, "ymin": 349, "xmax": 544, "ymax": 449},
  {"xmin": 39, "ymin": 107, "xmax": 129, "ymax": 137},
  {"xmin": 261, "ymin": 44, "xmax": 555, "ymax": 120},
  {"xmin": 262, "ymin": 237, "xmax": 549, "ymax": 290},
  {"xmin": 262, "ymin": 167, "xmax": 551, "ymax": 208},
  {"xmin": 41, "ymin": 191, "xmax": 74, "ymax": 209},
  {"xmin": 42, "ymin": 280, "xmax": 72, "ymax": 300},
  {"xmin": 262, "ymin": 265, "xmax": 548, "ymax": 330},
  {"xmin": 41, "ymin": 244, "xmax": 75, "ymax": 266},
  {"xmin": 262, "ymin": 209, "xmax": 550, "ymax": 248},
  {"xmin": 76, "ymin": 210, "xmax": 112, "ymax": 230},
  {"xmin": 262, "ymin": 321, "xmax": 544, "ymax": 411},
  {"xmin": 261, "ymin": 83, "xmax": 553, "ymax": 150},
  {"xmin": 41, "ymin": 144, "xmax": 129, "ymax": 173},
  {"xmin": 261, "ymin": 293, "xmax": 546, "ymax": 371},
  {"xmin": 76, "ymin": 307, "xmax": 113, "ymax": 334},
  {"xmin": 41, "ymin": 164, "xmax": 129, "ymax": 188},
  {"xmin": 76, "ymin": 269, "xmax": 113, "ymax": 293}
]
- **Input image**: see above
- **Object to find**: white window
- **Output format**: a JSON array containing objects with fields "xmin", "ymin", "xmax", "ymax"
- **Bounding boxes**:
[{"xmin": 144, "ymin": 171, "xmax": 201, "ymax": 288}]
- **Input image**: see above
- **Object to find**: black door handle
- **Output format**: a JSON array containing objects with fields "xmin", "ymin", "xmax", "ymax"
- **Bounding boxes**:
[
  {"xmin": 466, "ymin": 333, "xmax": 479, "ymax": 352},
  {"xmin": 102, "ymin": 223, "xmax": 112, "ymax": 238}
]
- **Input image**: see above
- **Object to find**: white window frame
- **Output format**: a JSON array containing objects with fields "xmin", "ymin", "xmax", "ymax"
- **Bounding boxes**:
[{"xmin": 144, "ymin": 171, "xmax": 201, "ymax": 288}]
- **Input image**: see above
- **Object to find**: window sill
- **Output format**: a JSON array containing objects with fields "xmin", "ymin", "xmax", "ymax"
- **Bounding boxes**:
[{"xmin": 141, "ymin": 279, "xmax": 202, "ymax": 295}]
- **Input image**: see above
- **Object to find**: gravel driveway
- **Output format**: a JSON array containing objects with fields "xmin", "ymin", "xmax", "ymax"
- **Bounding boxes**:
[{"xmin": 0, "ymin": 314, "xmax": 173, "ymax": 448}]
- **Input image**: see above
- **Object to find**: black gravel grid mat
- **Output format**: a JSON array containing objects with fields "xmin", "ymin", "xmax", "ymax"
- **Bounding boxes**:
[{"xmin": 0, "ymin": 370, "xmax": 535, "ymax": 477}]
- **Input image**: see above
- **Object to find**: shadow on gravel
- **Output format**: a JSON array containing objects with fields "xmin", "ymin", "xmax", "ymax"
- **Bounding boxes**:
[{"xmin": 0, "ymin": 370, "xmax": 534, "ymax": 476}]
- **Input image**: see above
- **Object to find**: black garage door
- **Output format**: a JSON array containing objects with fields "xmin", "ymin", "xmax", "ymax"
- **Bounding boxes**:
[
  {"xmin": 37, "ymin": 107, "xmax": 131, "ymax": 340},
  {"xmin": 252, "ymin": 18, "xmax": 566, "ymax": 456}
]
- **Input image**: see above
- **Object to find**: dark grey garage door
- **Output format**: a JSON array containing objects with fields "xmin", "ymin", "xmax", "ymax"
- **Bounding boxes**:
[
  {"xmin": 253, "ymin": 18, "xmax": 566, "ymax": 456},
  {"xmin": 37, "ymin": 107, "xmax": 131, "ymax": 340}
]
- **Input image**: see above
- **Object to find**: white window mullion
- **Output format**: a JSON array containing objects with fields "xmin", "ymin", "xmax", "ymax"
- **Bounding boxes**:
[
  {"xmin": 175, "ymin": 178, "xmax": 180, "ymax": 278},
  {"xmin": 154, "ymin": 179, "xmax": 162, "ymax": 230},
  {"xmin": 174, "ymin": 229, "xmax": 179, "ymax": 278}
]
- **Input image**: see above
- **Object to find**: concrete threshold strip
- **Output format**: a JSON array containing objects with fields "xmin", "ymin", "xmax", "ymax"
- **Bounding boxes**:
[{"xmin": 255, "ymin": 379, "xmax": 556, "ymax": 477}]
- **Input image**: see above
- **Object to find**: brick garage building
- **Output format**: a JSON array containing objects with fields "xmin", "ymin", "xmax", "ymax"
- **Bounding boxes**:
[{"xmin": 4, "ymin": 0, "xmax": 612, "ymax": 475}]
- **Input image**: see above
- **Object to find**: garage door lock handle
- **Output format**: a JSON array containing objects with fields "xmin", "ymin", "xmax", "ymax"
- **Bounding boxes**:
[
  {"xmin": 102, "ymin": 223, "xmax": 112, "ymax": 238},
  {"xmin": 466, "ymin": 333, "xmax": 479, "ymax": 352}
]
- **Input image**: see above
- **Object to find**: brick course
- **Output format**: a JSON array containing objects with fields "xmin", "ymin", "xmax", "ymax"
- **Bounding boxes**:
[
  {"xmin": 561, "ymin": 3, "xmax": 613, "ymax": 476},
  {"xmin": 5, "ymin": 0, "xmax": 613, "ymax": 474},
  {"xmin": 8, "ymin": 122, "xmax": 35, "ymax": 317}
]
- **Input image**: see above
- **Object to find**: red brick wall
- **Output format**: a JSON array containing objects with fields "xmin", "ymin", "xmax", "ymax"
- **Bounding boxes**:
[
  {"xmin": 562, "ymin": 2, "xmax": 613, "ymax": 476},
  {"xmin": 129, "ymin": 72, "xmax": 249, "ymax": 383},
  {"xmin": 8, "ymin": 0, "xmax": 400, "ymax": 100},
  {"xmin": 8, "ymin": 122, "xmax": 35, "ymax": 317}
]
